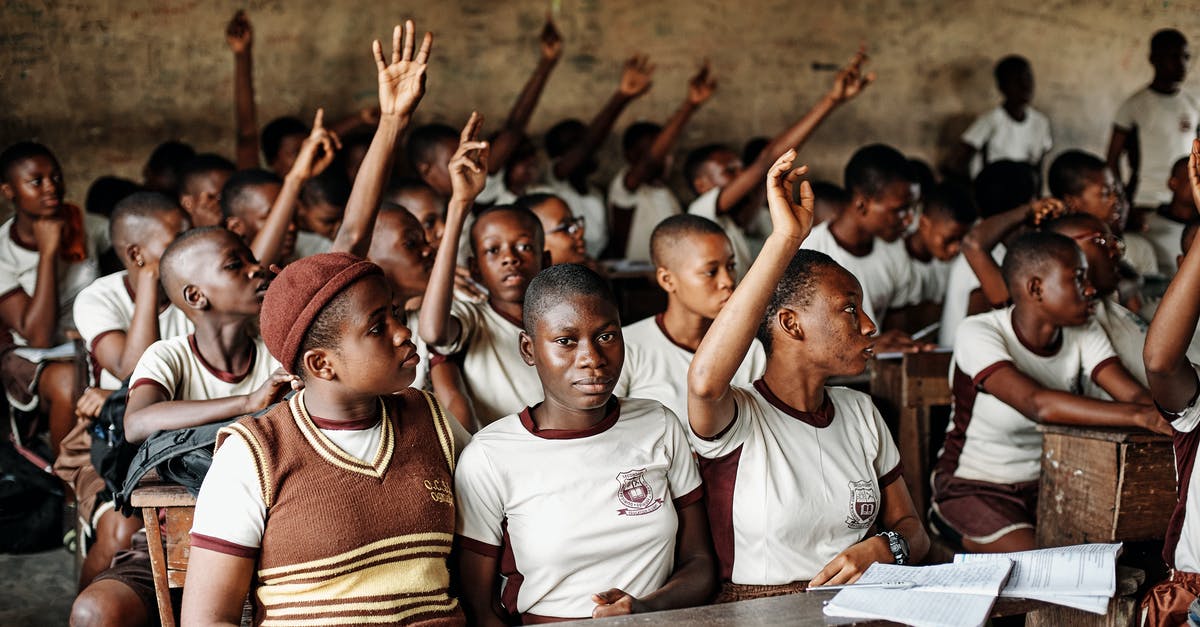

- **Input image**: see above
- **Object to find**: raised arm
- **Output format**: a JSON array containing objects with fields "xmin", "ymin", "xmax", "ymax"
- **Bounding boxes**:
[
  {"xmin": 334, "ymin": 21, "xmax": 432, "ymax": 257},
  {"xmin": 489, "ymin": 15, "xmax": 561, "ymax": 174},
  {"xmin": 418, "ymin": 114, "xmax": 489, "ymax": 347},
  {"xmin": 123, "ymin": 369, "xmax": 295, "ymax": 444},
  {"xmin": 623, "ymin": 61, "xmax": 716, "ymax": 192},
  {"xmin": 1145, "ymin": 138, "xmax": 1200, "ymax": 410},
  {"xmin": 91, "ymin": 263, "xmax": 163, "ymax": 380},
  {"xmin": 0, "ymin": 219, "xmax": 63, "ymax": 347},
  {"xmin": 714, "ymin": 47, "xmax": 873, "ymax": 214},
  {"xmin": 252, "ymin": 109, "xmax": 340, "ymax": 267},
  {"xmin": 982, "ymin": 365, "xmax": 1169, "ymax": 434},
  {"xmin": 552, "ymin": 55, "xmax": 653, "ymax": 181},
  {"xmin": 688, "ymin": 150, "xmax": 814, "ymax": 438},
  {"xmin": 226, "ymin": 11, "xmax": 258, "ymax": 170},
  {"xmin": 960, "ymin": 198, "xmax": 1063, "ymax": 308}
]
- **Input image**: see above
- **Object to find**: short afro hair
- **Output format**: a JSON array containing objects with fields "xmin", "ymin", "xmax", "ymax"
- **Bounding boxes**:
[
  {"xmin": 756, "ymin": 249, "xmax": 844, "ymax": 354},
  {"xmin": 406, "ymin": 123, "xmax": 459, "ymax": 168},
  {"xmin": 972, "ymin": 160, "xmax": 1038, "ymax": 218},
  {"xmin": 110, "ymin": 191, "xmax": 184, "ymax": 249},
  {"xmin": 86, "ymin": 176, "xmax": 142, "ymax": 218},
  {"xmin": 260, "ymin": 116, "xmax": 309, "ymax": 165},
  {"xmin": 1047, "ymin": 150, "xmax": 1107, "ymax": 199},
  {"xmin": 0, "ymin": 141, "xmax": 58, "ymax": 181},
  {"xmin": 622, "ymin": 122, "xmax": 662, "ymax": 157},
  {"xmin": 683, "ymin": 143, "xmax": 734, "ymax": 193},
  {"xmin": 1151, "ymin": 29, "xmax": 1188, "ymax": 55},
  {"xmin": 1000, "ymin": 231, "xmax": 1081, "ymax": 292},
  {"xmin": 922, "ymin": 182, "xmax": 978, "ymax": 226},
  {"xmin": 545, "ymin": 120, "xmax": 586, "ymax": 159},
  {"xmin": 522, "ymin": 263, "xmax": 617, "ymax": 334},
  {"xmin": 514, "ymin": 192, "xmax": 565, "ymax": 213},
  {"xmin": 144, "ymin": 140, "xmax": 196, "ymax": 191},
  {"xmin": 469, "ymin": 205, "xmax": 545, "ymax": 253},
  {"xmin": 300, "ymin": 169, "xmax": 351, "ymax": 209},
  {"xmin": 159, "ymin": 226, "xmax": 246, "ymax": 306},
  {"xmin": 844, "ymin": 144, "xmax": 913, "ymax": 198},
  {"xmin": 994, "ymin": 55, "xmax": 1032, "ymax": 88},
  {"xmin": 649, "ymin": 214, "xmax": 728, "ymax": 268},
  {"xmin": 220, "ymin": 169, "xmax": 282, "ymax": 219},
  {"xmin": 179, "ymin": 154, "xmax": 236, "ymax": 195}
]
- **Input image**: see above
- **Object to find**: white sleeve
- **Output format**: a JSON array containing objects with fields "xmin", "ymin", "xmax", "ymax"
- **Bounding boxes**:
[
  {"xmin": 608, "ymin": 171, "xmax": 639, "ymax": 209},
  {"xmin": 662, "ymin": 406, "xmax": 702, "ymax": 503},
  {"xmin": 688, "ymin": 385, "xmax": 755, "ymax": 459},
  {"xmin": 960, "ymin": 111, "xmax": 994, "ymax": 149},
  {"xmin": 1076, "ymin": 318, "xmax": 1120, "ymax": 378},
  {"xmin": 129, "ymin": 340, "xmax": 185, "ymax": 398},
  {"xmin": 1114, "ymin": 94, "xmax": 1139, "ymax": 130},
  {"xmin": 865, "ymin": 397, "xmax": 902, "ymax": 481},
  {"xmin": 477, "ymin": 171, "xmax": 507, "ymax": 206},
  {"xmin": 73, "ymin": 283, "xmax": 127, "ymax": 348},
  {"xmin": 189, "ymin": 431, "xmax": 267, "ymax": 554},
  {"xmin": 0, "ymin": 255, "xmax": 23, "ymax": 300},
  {"xmin": 613, "ymin": 341, "xmax": 637, "ymax": 398},
  {"xmin": 687, "ymin": 188, "xmax": 720, "ymax": 220},
  {"xmin": 952, "ymin": 315, "xmax": 1014, "ymax": 385},
  {"xmin": 454, "ymin": 442, "xmax": 506, "ymax": 550},
  {"xmin": 432, "ymin": 299, "xmax": 479, "ymax": 355}
]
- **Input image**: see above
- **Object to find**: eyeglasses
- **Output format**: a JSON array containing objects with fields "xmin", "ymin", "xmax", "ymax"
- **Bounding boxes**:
[
  {"xmin": 549, "ymin": 216, "xmax": 586, "ymax": 236},
  {"xmin": 1070, "ymin": 232, "xmax": 1126, "ymax": 258}
]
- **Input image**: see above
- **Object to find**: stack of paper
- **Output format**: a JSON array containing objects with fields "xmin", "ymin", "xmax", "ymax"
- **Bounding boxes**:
[
  {"xmin": 823, "ymin": 560, "xmax": 1014, "ymax": 627},
  {"xmin": 954, "ymin": 543, "xmax": 1122, "ymax": 614}
]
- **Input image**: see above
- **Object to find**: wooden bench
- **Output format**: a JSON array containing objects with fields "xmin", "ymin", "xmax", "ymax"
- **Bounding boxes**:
[{"xmin": 129, "ymin": 472, "xmax": 196, "ymax": 627}]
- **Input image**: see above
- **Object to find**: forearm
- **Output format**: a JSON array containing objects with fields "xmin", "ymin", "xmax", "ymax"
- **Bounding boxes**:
[
  {"xmin": 21, "ymin": 256, "xmax": 60, "ymax": 347},
  {"xmin": 553, "ymin": 92, "xmax": 632, "ymax": 180},
  {"xmin": 1145, "ymin": 244, "xmax": 1200, "ymax": 406},
  {"xmin": 418, "ymin": 200, "xmax": 470, "ymax": 346},
  {"xmin": 125, "ymin": 396, "xmax": 252, "ymax": 444},
  {"xmin": 490, "ymin": 58, "xmax": 557, "ymax": 172},
  {"xmin": 891, "ymin": 515, "xmax": 930, "ymax": 564},
  {"xmin": 329, "ymin": 112, "xmax": 367, "ymax": 137},
  {"xmin": 638, "ymin": 551, "xmax": 713, "ymax": 613},
  {"xmin": 252, "ymin": 172, "xmax": 305, "ymax": 267},
  {"xmin": 333, "ymin": 114, "xmax": 407, "ymax": 256},
  {"xmin": 1031, "ymin": 390, "xmax": 1148, "ymax": 427},
  {"xmin": 962, "ymin": 206, "xmax": 1027, "ymax": 305},
  {"xmin": 625, "ymin": 101, "xmax": 696, "ymax": 190},
  {"xmin": 114, "ymin": 277, "xmax": 163, "ymax": 379},
  {"xmin": 233, "ymin": 51, "xmax": 258, "ymax": 170}
]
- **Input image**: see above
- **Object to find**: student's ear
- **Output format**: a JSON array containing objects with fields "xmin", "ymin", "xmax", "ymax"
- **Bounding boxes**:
[
  {"xmin": 301, "ymin": 349, "xmax": 336, "ymax": 382},
  {"xmin": 655, "ymin": 267, "xmax": 676, "ymax": 293},
  {"xmin": 416, "ymin": 161, "xmax": 433, "ymax": 180},
  {"xmin": 852, "ymin": 192, "xmax": 869, "ymax": 215},
  {"xmin": 182, "ymin": 284, "xmax": 208, "ymax": 311},
  {"xmin": 225, "ymin": 216, "xmax": 246, "ymax": 237},
  {"xmin": 126, "ymin": 244, "xmax": 145, "ymax": 269},
  {"xmin": 518, "ymin": 331, "xmax": 536, "ymax": 366},
  {"xmin": 179, "ymin": 194, "xmax": 196, "ymax": 213},
  {"xmin": 1169, "ymin": 175, "xmax": 1182, "ymax": 193},
  {"xmin": 1026, "ymin": 275, "xmax": 1043, "ymax": 301},
  {"xmin": 776, "ymin": 308, "xmax": 805, "ymax": 342},
  {"xmin": 0, "ymin": 182, "xmax": 13, "ymax": 202}
]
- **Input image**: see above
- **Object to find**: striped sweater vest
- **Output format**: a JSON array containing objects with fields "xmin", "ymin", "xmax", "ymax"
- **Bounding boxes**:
[{"xmin": 216, "ymin": 389, "xmax": 465, "ymax": 626}]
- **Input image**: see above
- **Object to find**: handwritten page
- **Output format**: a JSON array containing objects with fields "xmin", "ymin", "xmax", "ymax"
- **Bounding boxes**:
[
  {"xmin": 954, "ymin": 543, "xmax": 1121, "ymax": 615},
  {"xmin": 823, "ymin": 560, "xmax": 1013, "ymax": 627}
]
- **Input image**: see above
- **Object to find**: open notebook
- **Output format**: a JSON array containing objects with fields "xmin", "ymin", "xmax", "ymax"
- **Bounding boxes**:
[
  {"xmin": 955, "ymin": 543, "xmax": 1122, "ymax": 614},
  {"xmin": 822, "ymin": 560, "xmax": 1014, "ymax": 627}
]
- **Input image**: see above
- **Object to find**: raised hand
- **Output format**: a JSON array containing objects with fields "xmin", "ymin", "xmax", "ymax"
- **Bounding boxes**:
[
  {"xmin": 1189, "ymin": 138, "xmax": 1200, "ymax": 216},
  {"xmin": 1029, "ymin": 197, "xmax": 1067, "ymax": 226},
  {"xmin": 540, "ymin": 13, "xmax": 563, "ymax": 62},
  {"xmin": 32, "ymin": 217, "xmax": 65, "ymax": 255},
  {"xmin": 766, "ymin": 149, "xmax": 814, "ymax": 243},
  {"xmin": 686, "ymin": 60, "xmax": 717, "ymax": 106},
  {"xmin": 828, "ymin": 46, "xmax": 875, "ymax": 104},
  {"xmin": 448, "ymin": 112, "xmax": 490, "ymax": 201},
  {"xmin": 618, "ymin": 54, "xmax": 654, "ymax": 98},
  {"xmin": 290, "ymin": 108, "xmax": 342, "ymax": 179},
  {"xmin": 225, "ymin": 10, "xmax": 253, "ymax": 54},
  {"xmin": 373, "ymin": 20, "xmax": 433, "ymax": 118}
]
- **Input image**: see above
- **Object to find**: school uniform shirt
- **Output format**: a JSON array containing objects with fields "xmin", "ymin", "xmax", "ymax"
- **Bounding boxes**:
[
  {"xmin": 607, "ymin": 168, "xmax": 681, "ymax": 262},
  {"xmin": 1124, "ymin": 232, "xmax": 1160, "ymax": 278},
  {"xmin": 689, "ymin": 381, "xmax": 902, "ymax": 585},
  {"xmin": 129, "ymin": 333, "xmax": 281, "ymax": 404},
  {"xmin": 72, "ymin": 271, "xmax": 194, "ymax": 389},
  {"xmin": 455, "ymin": 397, "xmax": 702, "ymax": 619},
  {"xmin": 407, "ymin": 310, "xmax": 431, "ymax": 392},
  {"xmin": 530, "ymin": 172, "xmax": 608, "ymax": 257},
  {"xmin": 910, "ymin": 256, "xmax": 955, "ymax": 304},
  {"xmin": 960, "ymin": 105, "xmax": 1053, "ymax": 177},
  {"xmin": 478, "ymin": 171, "xmax": 518, "ymax": 207},
  {"xmin": 1144, "ymin": 211, "xmax": 1187, "ymax": 276},
  {"xmin": 937, "ymin": 307, "xmax": 1119, "ymax": 486},
  {"xmin": 1157, "ymin": 363, "xmax": 1200, "ymax": 572},
  {"xmin": 291, "ymin": 230, "xmax": 332, "ymax": 261},
  {"xmin": 688, "ymin": 187, "xmax": 755, "ymax": 280},
  {"xmin": 0, "ymin": 211, "xmax": 109, "ymax": 345},
  {"xmin": 800, "ymin": 221, "xmax": 919, "ymax": 327},
  {"xmin": 1085, "ymin": 298, "xmax": 1149, "ymax": 402},
  {"xmin": 1115, "ymin": 87, "xmax": 1200, "ymax": 207},
  {"xmin": 615, "ymin": 313, "xmax": 766, "ymax": 426},
  {"xmin": 431, "ymin": 299, "xmax": 542, "ymax": 428},
  {"xmin": 938, "ymin": 245, "xmax": 1006, "ymax": 347}
]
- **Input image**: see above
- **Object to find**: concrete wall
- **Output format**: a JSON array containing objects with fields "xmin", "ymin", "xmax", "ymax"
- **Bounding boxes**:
[{"xmin": 2, "ymin": 0, "xmax": 1199, "ymax": 206}]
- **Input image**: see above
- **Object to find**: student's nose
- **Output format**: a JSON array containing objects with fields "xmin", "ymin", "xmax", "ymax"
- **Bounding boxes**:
[
  {"xmin": 42, "ymin": 177, "xmax": 59, "ymax": 197},
  {"xmin": 860, "ymin": 311, "xmax": 878, "ymax": 337},
  {"xmin": 577, "ymin": 338, "xmax": 604, "ymax": 369},
  {"xmin": 392, "ymin": 320, "xmax": 413, "ymax": 346},
  {"xmin": 1082, "ymin": 279, "xmax": 1097, "ymax": 299},
  {"xmin": 716, "ymin": 267, "xmax": 735, "ymax": 291}
]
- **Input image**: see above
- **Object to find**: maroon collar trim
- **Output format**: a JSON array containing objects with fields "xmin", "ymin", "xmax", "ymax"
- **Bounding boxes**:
[
  {"xmin": 519, "ymin": 397, "xmax": 620, "ymax": 440},
  {"xmin": 753, "ymin": 378, "xmax": 835, "ymax": 428},
  {"xmin": 655, "ymin": 313, "xmax": 697, "ymax": 354},
  {"xmin": 309, "ymin": 414, "xmax": 381, "ymax": 431},
  {"xmin": 187, "ymin": 334, "xmax": 256, "ymax": 384},
  {"xmin": 8, "ymin": 221, "xmax": 36, "ymax": 252},
  {"xmin": 1009, "ymin": 310, "xmax": 1061, "ymax": 357},
  {"xmin": 488, "ymin": 300, "xmax": 525, "ymax": 329}
]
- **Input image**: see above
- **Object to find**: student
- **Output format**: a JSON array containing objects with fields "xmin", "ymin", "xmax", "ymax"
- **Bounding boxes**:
[
  {"xmin": 615, "ymin": 214, "xmax": 765, "ymax": 425},
  {"xmin": 178, "ymin": 153, "xmax": 236, "ymax": 228},
  {"xmin": 385, "ymin": 178, "xmax": 446, "ymax": 252},
  {"xmin": 1143, "ymin": 155, "xmax": 1195, "ymax": 275},
  {"xmin": 686, "ymin": 48, "xmax": 874, "ymax": 278},
  {"xmin": 0, "ymin": 141, "xmax": 109, "ymax": 451},
  {"xmin": 688, "ymin": 150, "xmax": 928, "ymax": 599},
  {"xmin": 1142, "ymin": 138, "xmax": 1200, "ymax": 625},
  {"xmin": 810, "ymin": 180, "xmax": 850, "ymax": 226},
  {"xmin": 517, "ymin": 192, "xmax": 589, "ymax": 266},
  {"xmin": 905, "ymin": 182, "xmax": 976, "ymax": 305},
  {"xmin": 455, "ymin": 263, "xmax": 712, "ymax": 623},
  {"xmin": 1107, "ymin": 29, "xmax": 1198, "ymax": 210},
  {"xmin": 800, "ymin": 144, "xmax": 929, "ymax": 352},
  {"xmin": 407, "ymin": 123, "xmax": 460, "ymax": 200},
  {"xmin": 420, "ymin": 115, "xmax": 547, "ymax": 428},
  {"xmin": 184, "ymin": 253, "xmax": 468, "ymax": 624},
  {"xmin": 950, "ymin": 55, "xmax": 1052, "ymax": 179},
  {"xmin": 608, "ymin": 62, "xmax": 717, "ymax": 261},
  {"xmin": 141, "ymin": 141, "xmax": 195, "ymax": 195},
  {"xmin": 298, "ymin": 169, "xmax": 350, "ymax": 239},
  {"xmin": 932, "ymin": 231, "xmax": 1168, "ymax": 553},
  {"xmin": 85, "ymin": 176, "xmax": 142, "ymax": 220},
  {"xmin": 535, "ymin": 55, "xmax": 656, "ymax": 258}
]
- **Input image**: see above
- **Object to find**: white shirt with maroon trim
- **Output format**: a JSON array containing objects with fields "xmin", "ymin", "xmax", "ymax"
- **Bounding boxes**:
[
  {"xmin": 431, "ymin": 299, "xmax": 542, "ymax": 428},
  {"xmin": 129, "ymin": 333, "xmax": 281, "ymax": 404},
  {"xmin": 937, "ymin": 307, "xmax": 1119, "ymax": 485},
  {"xmin": 687, "ymin": 188, "xmax": 754, "ymax": 280},
  {"xmin": 689, "ymin": 381, "xmax": 902, "ymax": 586},
  {"xmin": 1161, "ymin": 363, "xmax": 1200, "ymax": 573},
  {"xmin": 608, "ymin": 168, "xmax": 681, "ymax": 262},
  {"xmin": 72, "ymin": 270, "xmax": 194, "ymax": 389},
  {"xmin": 1086, "ymin": 298, "xmax": 1148, "ymax": 401},
  {"xmin": 615, "ymin": 313, "xmax": 765, "ymax": 427},
  {"xmin": 0, "ymin": 211, "xmax": 109, "ymax": 345},
  {"xmin": 455, "ymin": 397, "xmax": 702, "ymax": 620},
  {"xmin": 800, "ymin": 221, "xmax": 918, "ymax": 327}
]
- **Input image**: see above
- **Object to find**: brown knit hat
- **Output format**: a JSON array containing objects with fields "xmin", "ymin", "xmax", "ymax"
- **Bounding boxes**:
[{"xmin": 260, "ymin": 252, "xmax": 382, "ymax": 373}]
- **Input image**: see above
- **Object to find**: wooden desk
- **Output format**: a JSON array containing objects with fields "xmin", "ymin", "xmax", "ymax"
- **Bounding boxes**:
[
  {"xmin": 869, "ymin": 351, "xmax": 954, "ymax": 521},
  {"xmin": 1036, "ymin": 424, "xmax": 1176, "ymax": 548},
  {"xmin": 129, "ymin": 473, "xmax": 196, "ymax": 627}
]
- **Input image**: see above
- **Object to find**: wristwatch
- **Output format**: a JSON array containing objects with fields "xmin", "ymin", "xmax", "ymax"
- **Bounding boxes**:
[{"xmin": 877, "ymin": 530, "xmax": 910, "ymax": 565}]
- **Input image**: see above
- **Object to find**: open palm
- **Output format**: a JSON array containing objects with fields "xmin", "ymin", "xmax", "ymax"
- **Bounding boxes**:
[{"xmin": 374, "ymin": 20, "xmax": 433, "ymax": 117}]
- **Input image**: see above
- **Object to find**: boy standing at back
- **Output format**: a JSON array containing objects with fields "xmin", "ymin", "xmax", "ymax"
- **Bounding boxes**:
[{"xmin": 950, "ymin": 55, "xmax": 1052, "ymax": 179}]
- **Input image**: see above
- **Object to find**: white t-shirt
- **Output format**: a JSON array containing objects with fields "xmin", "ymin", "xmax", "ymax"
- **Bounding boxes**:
[
  {"xmin": 1114, "ymin": 87, "xmax": 1200, "ymax": 206},
  {"xmin": 688, "ymin": 188, "xmax": 754, "ymax": 280},
  {"xmin": 0, "ymin": 212, "xmax": 109, "ymax": 345},
  {"xmin": 910, "ymin": 256, "xmax": 955, "ymax": 304},
  {"xmin": 961, "ymin": 105, "xmax": 1053, "ymax": 177},
  {"xmin": 1160, "ymin": 363, "xmax": 1200, "ymax": 573},
  {"xmin": 615, "ymin": 314, "xmax": 765, "ymax": 426},
  {"xmin": 800, "ymin": 222, "xmax": 918, "ymax": 326},
  {"xmin": 690, "ymin": 382, "xmax": 902, "ymax": 585},
  {"xmin": 939, "ymin": 245, "xmax": 1006, "ymax": 347},
  {"xmin": 1086, "ymin": 298, "xmax": 1148, "ymax": 402},
  {"xmin": 1143, "ymin": 212, "xmax": 1187, "ymax": 276},
  {"xmin": 1124, "ymin": 232, "xmax": 1160, "ymax": 277},
  {"xmin": 292, "ymin": 230, "xmax": 332, "ymax": 261},
  {"xmin": 478, "ymin": 171, "xmax": 518, "ymax": 207},
  {"xmin": 939, "ymin": 307, "xmax": 1118, "ymax": 485},
  {"xmin": 455, "ymin": 397, "xmax": 702, "ymax": 619},
  {"xmin": 432, "ymin": 299, "xmax": 542, "ymax": 428},
  {"xmin": 73, "ymin": 271, "xmax": 194, "ymax": 389},
  {"xmin": 130, "ymin": 333, "xmax": 281, "ymax": 405},
  {"xmin": 407, "ymin": 310, "xmax": 431, "ymax": 392},
  {"xmin": 530, "ymin": 172, "xmax": 607, "ymax": 258},
  {"xmin": 607, "ymin": 167, "xmax": 681, "ymax": 262}
]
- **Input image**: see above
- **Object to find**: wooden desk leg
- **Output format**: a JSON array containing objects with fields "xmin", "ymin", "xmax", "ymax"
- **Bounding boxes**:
[
  {"xmin": 142, "ymin": 507, "xmax": 176, "ymax": 627},
  {"xmin": 897, "ymin": 405, "xmax": 930, "ymax": 523}
]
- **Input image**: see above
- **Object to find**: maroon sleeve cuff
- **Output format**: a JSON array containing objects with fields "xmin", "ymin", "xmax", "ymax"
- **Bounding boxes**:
[
  {"xmin": 1089, "ymin": 356, "xmax": 1123, "ymax": 384},
  {"xmin": 88, "ymin": 328, "xmax": 123, "ymax": 353},
  {"xmin": 690, "ymin": 402, "xmax": 739, "ymax": 443},
  {"xmin": 189, "ymin": 533, "xmax": 259, "ymax": 559},
  {"xmin": 0, "ymin": 287, "xmax": 25, "ymax": 305},
  {"xmin": 131, "ymin": 378, "xmax": 170, "ymax": 398},
  {"xmin": 457, "ymin": 534, "xmax": 502, "ymax": 558},
  {"xmin": 879, "ymin": 462, "xmax": 905, "ymax": 487},
  {"xmin": 429, "ymin": 351, "xmax": 449, "ymax": 367},
  {"xmin": 972, "ymin": 360, "xmax": 1015, "ymax": 389},
  {"xmin": 673, "ymin": 485, "xmax": 703, "ymax": 510}
]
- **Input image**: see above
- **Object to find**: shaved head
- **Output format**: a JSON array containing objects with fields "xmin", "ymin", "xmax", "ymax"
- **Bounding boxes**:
[
  {"xmin": 650, "ymin": 214, "xmax": 729, "ymax": 269},
  {"xmin": 523, "ymin": 263, "xmax": 616, "ymax": 334},
  {"xmin": 1000, "ymin": 231, "xmax": 1081, "ymax": 292},
  {"xmin": 159, "ymin": 227, "xmax": 245, "ymax": 305},
  {"xmin": 110, "ymin": 191, "xmax": 188, "ymax": 251}
]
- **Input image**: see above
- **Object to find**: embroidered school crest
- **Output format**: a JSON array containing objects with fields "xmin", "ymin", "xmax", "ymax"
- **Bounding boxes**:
[
  {"xmin": 845, "ymin": 480, "xmax": 878, "ymax": 529},
  {"xmin": 615, "ymin": 468, "xmax": 664, "ymax": 516}
]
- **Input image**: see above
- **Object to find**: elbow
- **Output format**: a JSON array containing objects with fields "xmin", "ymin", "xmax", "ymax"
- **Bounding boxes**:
[
  {"xmin": 1144, "ymin": 343, "xmax": 1184, "ymax": 377},
  {"xmin": 961, "ymin": 232, "xmax": 984, "ymax": 254},
  {"xmin": 123, "ymin": 413, "xmax": 150, "ymax": 445},
  {"xmin": 1028, "ymin": 392, "xmax": 1056, "ymax": 424},
  {"xmin": 687, "ymin": 368, "xmax": 725, "ymax": 403}
]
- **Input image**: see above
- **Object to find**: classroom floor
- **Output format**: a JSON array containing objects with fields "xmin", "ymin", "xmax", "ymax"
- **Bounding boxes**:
[{"xmin": 0, "ymin": 548, "xmax": 75, "ymax": 625}]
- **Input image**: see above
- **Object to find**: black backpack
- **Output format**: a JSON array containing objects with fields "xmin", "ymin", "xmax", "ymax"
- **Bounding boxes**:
[
  {"xmin": 0, "ymin": 439, "xmax": 63, "ymax": 553},
  {"xmin": 89, "ymin": 380, "xmax": 132, "ymax": 496}
]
